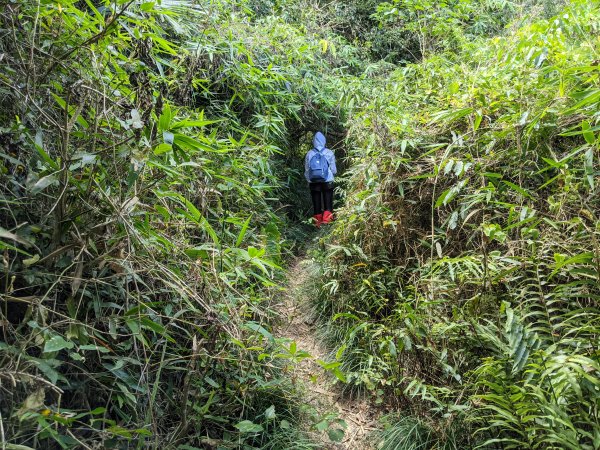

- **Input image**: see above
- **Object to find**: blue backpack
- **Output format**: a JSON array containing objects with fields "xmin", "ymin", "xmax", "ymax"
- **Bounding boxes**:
[{"xmin": 308, "ymin": 149, "xmax": 329, "ymax": 182}]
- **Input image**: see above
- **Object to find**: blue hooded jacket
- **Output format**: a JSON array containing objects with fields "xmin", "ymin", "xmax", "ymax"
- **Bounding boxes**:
[{"xmin": 305, "ymin": 132, "xmax": 337, "ymax": 183}]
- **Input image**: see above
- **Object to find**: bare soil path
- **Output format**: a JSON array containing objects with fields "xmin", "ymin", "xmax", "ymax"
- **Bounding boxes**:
[{"xmin": 275, "ymin": 257, "xmax": 381, "ymax": 449}]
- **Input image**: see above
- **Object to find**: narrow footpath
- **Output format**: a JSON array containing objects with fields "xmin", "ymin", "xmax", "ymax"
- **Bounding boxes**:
[{"xmin": 275, "ymin": 257, "xmax": 381, "ymax": 449}]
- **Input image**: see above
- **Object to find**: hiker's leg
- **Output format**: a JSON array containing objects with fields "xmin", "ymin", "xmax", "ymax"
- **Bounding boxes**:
[
  {"xmin": 309, "ymin": 184, "xmax": 324, "ymax": 227},
  {"xmin": 310, "ymin": 185, "xmax": 323, "ymax": 215},
  {"xmin": 320, "ymin": 189, "xmax": 325, "ymax": 212},
  {"xmin": 323, "ymin": 182, "xmax": 334, "ymax": 212},
  {"xmin": 322, "ymin": 183, "xmax": 334, "ymax": 224}
]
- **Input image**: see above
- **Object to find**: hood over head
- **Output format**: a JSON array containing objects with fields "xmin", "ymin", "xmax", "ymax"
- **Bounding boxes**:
[{"xmin": 313, "ymin": 131, "xmax": 326, "ymax": 151}]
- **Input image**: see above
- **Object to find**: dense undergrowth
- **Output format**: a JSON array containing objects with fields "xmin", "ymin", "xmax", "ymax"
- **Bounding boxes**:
[
  {"xmin": 316, "ymin": 0, "xmax": 600, "ymax": 448},
  {"xmin": 2, "ymin": 0, "xmax": 599, "ymax": 449},
  {"xmin": 0, "ymin": 0, "xmax": 345, "ymax": 448}
]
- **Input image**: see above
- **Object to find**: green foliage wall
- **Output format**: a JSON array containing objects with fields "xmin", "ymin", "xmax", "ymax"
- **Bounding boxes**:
[
  {"xmin": 317, "ymin": 0, "xmax": 600, "ymax": 447},
  {"xmin": 0, "ymin": 0, "xmax": 344, "ymax": 447}
]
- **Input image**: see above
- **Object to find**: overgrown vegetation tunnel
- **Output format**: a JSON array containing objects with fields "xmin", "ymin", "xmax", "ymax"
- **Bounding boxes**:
[{"xmin": 1, "ymin": 0, "xmax": 599, "ymax": 449}]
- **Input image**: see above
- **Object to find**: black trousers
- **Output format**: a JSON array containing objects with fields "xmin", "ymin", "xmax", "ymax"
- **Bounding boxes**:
[{"xmin": 309, "ymin": 182, "xmax": 334, "ymax": 215}]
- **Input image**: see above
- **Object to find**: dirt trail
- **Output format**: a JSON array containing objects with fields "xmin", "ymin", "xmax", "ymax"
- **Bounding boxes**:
[{"xmin": 275, "ymin": 257, "xmax": 381, "ymax": 449}]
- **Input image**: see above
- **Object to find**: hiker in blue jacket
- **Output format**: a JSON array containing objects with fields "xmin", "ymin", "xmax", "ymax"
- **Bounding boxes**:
[{"xmin": 305, "ymin": 131, "xmax": 337, "ymax": 227}]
